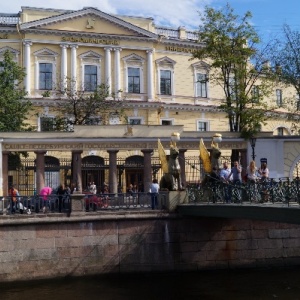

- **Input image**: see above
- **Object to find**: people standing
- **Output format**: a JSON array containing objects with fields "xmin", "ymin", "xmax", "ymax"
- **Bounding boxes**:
[
  {"xmin": 258, "ymin": 162, "xmax": 269, "ymax": 181},
  {"xmin": 57, "ymin": 184, "xmax": 69, "ymax": 213},
  {"xmin": 149, "ymin": 178, "xmax": 159, "ymax": 210},
  {"xmin": 8, "ymin": 185, "xmax": 19, "ymax": 214},
  {"xmin": 258, "ymin": 162, "xmax": 270, "ymax": 202},
  {"xmin": 219, "ymin": 162, "xmax": 231, "ymax": 203},
  {"xmin": 247, "ymin": 161, "xmax": 258, "ymax": 183},
  {"xmin": 228, "ymin": 161, "xmax": 242, "ymax": 184},
  {"xmin": 40, "ymin": 186, "xmax": 52, "ymax": 213},
  {"xmin": 89, "ymin": 182, "xmax": 97, "ymax": 194}
]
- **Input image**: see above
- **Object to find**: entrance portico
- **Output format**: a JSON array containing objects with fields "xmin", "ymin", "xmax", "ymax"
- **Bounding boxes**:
[{"xmin": 0, "ymin": 125, "xmax": 249, "ymax": 196}]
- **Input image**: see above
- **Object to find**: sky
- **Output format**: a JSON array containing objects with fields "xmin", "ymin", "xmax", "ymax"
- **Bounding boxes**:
[{"xmin": 1, "ymin": 0, "xmax": 300, "ymax": 43}]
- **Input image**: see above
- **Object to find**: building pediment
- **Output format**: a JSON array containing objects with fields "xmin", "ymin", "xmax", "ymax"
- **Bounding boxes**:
[{"xmin": 19, "ymin": 7, "xmax": 158, "ymax": 40}]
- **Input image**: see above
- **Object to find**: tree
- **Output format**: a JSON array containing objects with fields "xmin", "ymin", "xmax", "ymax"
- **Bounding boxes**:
[
  {"xmin": 193, "ymin": 4, "xmax": 276, "ymax": 139},
  {"xmin": 0, "ymin": 50, "xmax": 32, "ymax": 131},
  {"xmin": 44, "ymin": 81, "xmax": 126, "ymax": 131},
  {"xmin": 270, "ymin": 24, "xmax": 300, "ymax": 133}
]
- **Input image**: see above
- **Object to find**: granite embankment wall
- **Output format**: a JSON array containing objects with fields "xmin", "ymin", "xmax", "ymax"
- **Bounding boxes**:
[{"xmin": 1, "ymin": 212, "xmax": 300, "ymax": 282}]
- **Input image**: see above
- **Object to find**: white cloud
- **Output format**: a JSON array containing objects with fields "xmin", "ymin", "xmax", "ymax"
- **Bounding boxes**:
[{"xmin": 1, "ymin": 0, "xmax": 211, "ymax": 30}]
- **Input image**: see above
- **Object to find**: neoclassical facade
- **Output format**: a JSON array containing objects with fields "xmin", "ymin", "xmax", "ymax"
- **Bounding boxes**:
[{"xmin": 0, "ymin": 6, "xmax": 297, "ymax": 195}]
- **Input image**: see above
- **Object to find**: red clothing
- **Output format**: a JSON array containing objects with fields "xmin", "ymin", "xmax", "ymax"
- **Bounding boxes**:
[{"xmin": 40, "ymin": 187, "xmax": 52, "ymax": 200}]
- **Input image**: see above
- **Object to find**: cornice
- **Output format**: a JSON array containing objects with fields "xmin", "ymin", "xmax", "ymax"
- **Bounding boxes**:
[
  {"xmin": 20, "ymin": 28, "xmax": 157, "ymax": 43},
  {"xmin": 29, "ymin": 98, "xmax": 223, "ymax": 113},
  {"xmin": 161, "ymin": 38, "xmax": 204, "ymax": 48},
  {"xmin": 19, "ymin": 7, "xmax": 158, "ymax": 39}
]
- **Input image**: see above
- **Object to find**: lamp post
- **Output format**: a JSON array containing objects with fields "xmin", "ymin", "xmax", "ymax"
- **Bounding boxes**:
[{"xmin": 250, "ymin": 137, "xmax": 256, "ymax": 161}]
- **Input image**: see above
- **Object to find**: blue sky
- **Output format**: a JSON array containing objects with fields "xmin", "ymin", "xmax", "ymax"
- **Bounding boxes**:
[{"xmin": 1, "ymin": 0, "xmax": 300, "ymax": 43}]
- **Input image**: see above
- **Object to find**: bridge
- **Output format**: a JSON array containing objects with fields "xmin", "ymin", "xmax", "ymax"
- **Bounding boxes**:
[{"xmin": 177, "ymin": 178, "xmax": 300, "ymax": 225}]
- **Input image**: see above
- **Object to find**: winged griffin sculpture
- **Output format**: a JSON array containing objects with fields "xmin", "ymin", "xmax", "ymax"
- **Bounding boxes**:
[
  {"xmin": 158, "ymin": 133, "xmax": 182, "ymax": 191},
  {"xmin": 199, "ymin": 133, "xmax": 222, "ymax": 174}
]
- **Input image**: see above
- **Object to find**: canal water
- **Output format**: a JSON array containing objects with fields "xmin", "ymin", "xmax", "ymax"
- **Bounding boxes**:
[{"xmin": 1, "ymin": 268, "xmax": 300, "ymax": 299}]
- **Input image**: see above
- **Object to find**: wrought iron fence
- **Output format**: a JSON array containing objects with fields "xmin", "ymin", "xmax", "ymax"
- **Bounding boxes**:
[{"xmin": 186, "ymin": 177, "xmax": 300, "ymax": 206}]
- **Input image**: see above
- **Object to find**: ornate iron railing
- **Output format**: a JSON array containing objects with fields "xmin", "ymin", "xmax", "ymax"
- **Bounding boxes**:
[{"xmin": 186, "ymin": 177, "xmax": 300, "ymax": 206}]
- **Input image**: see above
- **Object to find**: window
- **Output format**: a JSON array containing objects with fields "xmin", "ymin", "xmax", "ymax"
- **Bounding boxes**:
[
  {"xmin": 84, "ymin": 65, "xmax": 97, "ymax": 91},
  {"xmin": 128, "ymin": 67, "xmax": 140, "ymax": 93},
  {"xmin": 34, "ymin": 48, "xmax": 58, "ymax": 92},
  {"xmin": 251, "ymin": 85, "xmax": 260, "ymax": 103},
  {"xmin": 109, "ymin": 114, "xmax": 120, "ymax": 125},
  {"xmin": 229, "ymin": 76, "xmax": 236, "ymax": 100},
  {"xmin": 85, "ymin": 116, "xmax": 102, "ymax": 125},
  {"xmin": 40, "ymin": 116, "xmax": 55, "ymax": 132},
  {"xmin": 128, "ymin": 118, "xmax": 142, "ymax": 125},
  {"xmin": 160, "ymin": 70, "xmax": 171, "ymax": 95},
  {"xmin": 122, "ymin": 54, "xmax": 144, "ymax": 95},
  {"xmin": 196, "ymin": 73, "xmax": 208, "ymax": 98},
  {"xmin": 276, "ymin": 89, "xmax": 283, "ymax": 107},
  {"xmin": 156, "ymin": 57, "xmax": 176, "ymax": 97},
  {"xmin": 197, "ymin": 121, "xmax": 208, "ymax": 131},
  {"xmin": 277, "ymin": 127, "xmax": 284, "ymax": 136},
  {"xmin": 161, "ymin": 119, "xmax": 173, "ymax": 125},
  {"xmin": 79, "ymin": 51, "xmax": 102, "ymax": 92},
  {"xmin": 296, "ymin": 94, "xmax": 300, "ymax": 111},
  {"xmin": 39, "ymin": 63, "xmax": 53, "ymax": 90}
]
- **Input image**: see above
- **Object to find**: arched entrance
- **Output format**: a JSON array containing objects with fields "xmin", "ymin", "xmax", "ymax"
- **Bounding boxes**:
[
  {"xmin": 125, "ymin": 155, "xmax": 144, "ymax": 192},
  {"xmin": 82, "ymin": 156, "xmax": 105, "ymax": 193},
  {"xmin": 44, "ymin": 156, "xmax": 60, "ymax": 189}
]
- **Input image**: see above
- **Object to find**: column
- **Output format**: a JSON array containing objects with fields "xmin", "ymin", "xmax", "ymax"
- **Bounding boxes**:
[
  {"xmin": 146, "ymin": 49, "xmax": 154, "ymax": 101},
  {"xmin": 179, "ymin": 149, "xmax": 187, "ymax": 189},
  {"xmin": 2, "ymin": 151, "xmax": 9, "ymax": 196},
  {"xmin": 24, "ymin": 40, "xmax": 32, "ymax": 95},
  {"xmin": 114, "ymin": 47, "xmax": 122, "ymax": 97},
  {"xmin": 141, "ymin": 149, "xmax": 153, "ymax": 193},
  {"xmin": 72, "ymin": 150, "xmax": 83, "ymax": 193},
  {"xmin": 240, "ymin": 149, "xmax": 248, "ymax": 179},
  {"xmin": 70, "ymin": 44, "xmax": 78, "ymax": 93},
  {"xmin": 108, "ymin": 150, "xmax": 119, "ymax": 194},
  {"xmin": 105, "ymin": 48, "xmax": 112, "ymax": 94},
  {"xmin": 35, "ymin": 151, "xmax": 47, "ymax": 194},
  {"xmin": 60, "ymin": 43, "xmax": 68, "ymax": 91}
]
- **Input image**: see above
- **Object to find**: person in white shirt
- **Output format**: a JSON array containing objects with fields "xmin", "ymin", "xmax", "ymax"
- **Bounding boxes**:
[
  {"xmin": 89, "ymin": 182, "xmax": 97, "ymax": 194},
  {"xmin": 149, "ymin": 178, "xmax": 159, "ymax": 210}
]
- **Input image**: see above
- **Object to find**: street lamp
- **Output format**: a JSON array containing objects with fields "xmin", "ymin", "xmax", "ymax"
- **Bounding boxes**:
[{"xmin": 250, "ymin": 137, "xmax": 256, "ymax": 161}]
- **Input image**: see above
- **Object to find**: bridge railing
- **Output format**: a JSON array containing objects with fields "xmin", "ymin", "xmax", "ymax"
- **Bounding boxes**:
[
  {"xmin": 0, "ymin": 192, "xmax": 159, "ymax": 215},
  {"xmin": 186, "ymin": 177, "xmax": 300, "ymax": 206},
  {"xmin": 84, "ymin": 192, "xmax": 153, "ymax": 211},
  {"xmin": 0, "ymin": 194, "xmax": 72, "ymax": 215}
]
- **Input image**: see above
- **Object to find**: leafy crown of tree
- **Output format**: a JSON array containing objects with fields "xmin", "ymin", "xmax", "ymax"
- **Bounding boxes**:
[{"xmin": 0, "ymin": 50, "xmax": 32, "ymax": 132}]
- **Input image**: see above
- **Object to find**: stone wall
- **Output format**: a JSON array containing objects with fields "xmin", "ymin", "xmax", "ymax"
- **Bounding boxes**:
[{"xmin": 1, "ymin": 214, "xmax": 300, "ymax": 282}]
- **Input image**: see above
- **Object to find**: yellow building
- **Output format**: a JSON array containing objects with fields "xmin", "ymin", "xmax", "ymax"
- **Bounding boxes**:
[{"xmin": 0, "ymin": 6, "xmax": 296, "ymax": 195}]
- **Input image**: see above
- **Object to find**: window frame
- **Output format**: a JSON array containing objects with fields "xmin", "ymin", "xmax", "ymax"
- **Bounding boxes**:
[
  {"xmin": 79, "ymin": 51, "xmax": 102, "ymax": 92},
  {"xmin": 39, "ymin": 62, "xmax": 53, "ymax": 90},
  {"xmin": 128, "ymin": 117, "xmax": 143, "ymax": 125},
  {"xmin": 251, "ymin": 85, "xmax": 260, "ymax": 103},
  {"xmin": 39, "ymin": 115, "xmax": 55, "ymax": 132},
  {"xmin": 197, "ymin": 120, "xmax": 209, "ymax": 132},
  {"xmin": 84, "ymin": 64, "xmax": 98, "ymax": 92},
  {"xmin": 33, "ymin": 48, "xmax": 58, "ymax": 93},
  {"xmin": 156, "ymin": 57, "xmax": 176, "ymax": 97},
  {"xmin": 122, "ymin": 54, "xmax": 144, "ymax": 95},
  {"xmin": 276, "ymin": 89, "xmax": 283, "ymax": 107},
  {"xmin": 195, "ymin": 73, "xmax": 208, "ymax": 98},
  {"xmin": 160, "ymin": 118, "xmax": 174, "ymax": 126}
]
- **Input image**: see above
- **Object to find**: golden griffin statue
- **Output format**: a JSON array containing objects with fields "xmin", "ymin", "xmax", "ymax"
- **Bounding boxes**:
[
  {"xmin": 199, "ymin": 133, "xmax": 222, "ymax": 173},
  {"xmin": 158, "ymin": 132, "xmax": 182, "ymax": 191}
]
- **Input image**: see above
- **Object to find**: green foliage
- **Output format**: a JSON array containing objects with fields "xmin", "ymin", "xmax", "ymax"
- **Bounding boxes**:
[
  {"xmin": 50, "ymin": 81, "xmax": 126, "ymax": 131},
  {"xmin": 0, "ymin": 51, "xmax": 32, "ymax": 131},
  {"xmin": 269, "ymin": 24, "xmax": 300, "ymax": 127},
  {"xmin": 193, "ymin": 3, "xmax": 276, "ymax": 136}
]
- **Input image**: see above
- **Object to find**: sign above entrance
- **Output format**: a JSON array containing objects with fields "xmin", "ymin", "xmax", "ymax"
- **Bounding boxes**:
[{"xmin": 62, "ymin": 36, "xmax": 119, "ymax": 45}]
